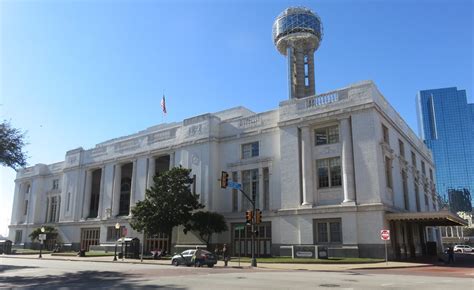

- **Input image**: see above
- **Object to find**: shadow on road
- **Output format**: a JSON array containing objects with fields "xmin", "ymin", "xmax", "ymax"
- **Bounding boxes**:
[
  {"xmin": 1, "ymin": 270, "xmax": 187, "ymax": 289},
  {"xmin": 0, "ymin": 265, "xmax": 38, "ymax": 273}
]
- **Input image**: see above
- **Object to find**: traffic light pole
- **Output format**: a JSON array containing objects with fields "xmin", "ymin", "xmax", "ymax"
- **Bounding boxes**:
[{"xmin": 239, "ymin": 189, "xmax": 257, "ymax": 267}]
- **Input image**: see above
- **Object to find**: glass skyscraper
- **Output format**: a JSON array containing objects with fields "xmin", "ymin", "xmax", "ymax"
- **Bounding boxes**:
[{"xmin": 417, "ymin": 87, "xmax": 474, "ymax": 205}]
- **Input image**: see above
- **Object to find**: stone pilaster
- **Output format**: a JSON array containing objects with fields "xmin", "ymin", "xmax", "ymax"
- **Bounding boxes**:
[
  {"xmin": 301, "ymin": 125, "xmax": 314, "ymax": 207},
  {"xmin": 341, "ymin": 117, "xmax": 356, "ymax": 204},
  {"xmin": 82, "ymin": 170, "xmax": 93, "ymax": 218},
  {"xmin": 112, "ymin": 164, "xmax": 122, "ymax": 217}
]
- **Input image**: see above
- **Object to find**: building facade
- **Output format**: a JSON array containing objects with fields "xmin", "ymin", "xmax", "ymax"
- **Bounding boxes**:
[
  {"xmin": 9, "ymin": 7, "xmax": 465, "ymax": 259},
  {"xmin": 9, "ymin": 80, "xmax": 465, "ymax": 259},
  {"xmin": 417, "ymin": 87, "xmax": 474, "ymax": 203}
]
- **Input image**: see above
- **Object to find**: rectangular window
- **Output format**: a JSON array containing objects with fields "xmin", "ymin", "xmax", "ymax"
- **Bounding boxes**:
[
  {"xmin": 49, "ymin": 196, "xmax": 58, "ymax": 222},
  {"xmin": 429, "ymin": 168, "xmax": 433, "ymax": 181},
  {"xmin": 317, "ymin": 157, "xmax": 341, "ymax": 188},
  {"xmin": 52, "ymin": 179, "xmax": 59, "ymax": 190},
  {"xmin": 314, "ymin": 219, "xmax": 342, "ymax": 244},
  {"xmin": 382, "ymin": 124, "xmax": 389, "ymax": 144},
  {"xmin": 398, "ymin": 140, "xmax": 405, "ymax": 158},
  {"xmin": 411, "ymin": 151, "xmax": 416, "ymax": 168},
  {"xmin": 424, "ymin": 194, "xmax": 429, "ymax": 208},
  {"xmin": 415, "ymin": 183, "xmax": 421, "ymax": 212},
  {"xmin": 315, "ymin": 125, "xmax": 339, "ymax": 145},
  {"xmin": 106, "ymin": 225, "xmax": 125, "ymax": 242},
  {"xmin": 421, "ymin": 161, "xmax": 426, "ymax": 176},
  {"xmin": 232, "ymin": 172, "xmax": 238, "ymax": 212},
  {"xmin": 241, "ymin": 142, "xmax": 259, "ymax": 159},
  {"xmin": 385, "ymin": 156, "xmax": 393, "ymax": 189},
  {"xmin": 15, "ymin": 230, "xmax": 22, "ymax": 244},
  {"xmin": 402, "ymin": 170, "xmax": 409, "ymax": 210},
  {"xmin": 263, "ymin": 167, "xmax": 270, "ymax": 210},
  {"xmin": 26, "ymin": 185, "xmax": 31, "ymax": 194},
  {"xmin": 23, "ymin": 200, "xmax": 28, "ymax": 216},
  {"xmin": 242, "ymin": 169, "xmax": 259, "ymax": 210}
]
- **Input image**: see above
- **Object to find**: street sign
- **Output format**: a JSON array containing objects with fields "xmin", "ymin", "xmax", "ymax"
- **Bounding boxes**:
[
  {"xmin": 235, "ymin": 225, "xmax": 245, "ymax": 230},
  {"xmin": 39, "ymin": 234, "xmax": 47, "ymax": 241},
  {"xmin": 228, "ymin": 181, "xmax": 242, "ymax": 190},
  {"xmin": 380, "ymin": 230, "xmax": 390, "ymax": 240}
]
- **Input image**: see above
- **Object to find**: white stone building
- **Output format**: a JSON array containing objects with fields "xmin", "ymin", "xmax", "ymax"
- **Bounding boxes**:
[
  {"xmin": 8, "ymin": 6, "xmax": 466, "ymax": 259},
  {"xmin": 8, "ymin": 80, "xmax": 466, "ymax": 258}
]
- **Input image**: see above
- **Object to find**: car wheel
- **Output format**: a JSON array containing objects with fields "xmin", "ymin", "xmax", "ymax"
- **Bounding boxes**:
[
  {"xmin": 208, "ymin": 264, "xmax": 214, "ymax": 268},
  {"xmin": 172, "ymin": 259, "xmax": 179, "ymax": 266},
  {"xmin": 455, "ymin": 250, "xmax": 462, "ymax": 253}
]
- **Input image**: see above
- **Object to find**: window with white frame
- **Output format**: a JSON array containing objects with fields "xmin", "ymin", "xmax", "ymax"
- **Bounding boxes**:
[
  {"xmin": 15, "ymin": 230, "xmax": 22, "ymax": 244},
  {"xmin": 242, "ymin": 169, "xmax": 259, "ymax": 210},
  {"xmin": 314, "ymin": 125, "xmax": 339, "ymax": 146},
  {"xmin": 49, "ymin": 196, "xmax": 58, "ymax": 222},
  {"xmin": 316, "ymin": 157, "xmax": 342, "ymax": 188},
  {"xmin": 399, "ymin": 140, "xmax": 405, "ymax": 158},
  {"xmin": 241, "ymin": 142, "xmax": 259, "ymax": 159},
  {"xmin": 23, "ymin": 200, "xmax": 28, "ymax": 216},
  {"xmin": 52, "ymin": 179, "xmax": 59, "ymax": 190},
  {"xmin": 314, "ymin": 219, "xmax": 342, "ymax": 244}
]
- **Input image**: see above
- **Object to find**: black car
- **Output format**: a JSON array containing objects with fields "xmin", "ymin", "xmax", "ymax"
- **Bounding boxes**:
[{"xmin": 171, "ymin": 249, "xmax": 217, "ymax": 267}]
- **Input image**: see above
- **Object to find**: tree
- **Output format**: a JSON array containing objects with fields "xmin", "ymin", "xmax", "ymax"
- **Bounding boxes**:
[
  {"xmin": 0, "ymin": 120, "xmax": 27, "ymax": 170},
  {"xmin": 29, "ymin": 226, "xmax": 57, "ymax": 242},
  {"xmin": 130, "ymin": 167, "xmax": 204, "ymax": 248},
  {"xmin": 184, "ymin": 211, "xmax": 228, "ymax": 248}
]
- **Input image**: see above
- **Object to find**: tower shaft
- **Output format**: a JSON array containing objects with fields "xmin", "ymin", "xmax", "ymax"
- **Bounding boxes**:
[{"xmin": 287, "ymin": 42, "xmax": 315, "ymax": 99}]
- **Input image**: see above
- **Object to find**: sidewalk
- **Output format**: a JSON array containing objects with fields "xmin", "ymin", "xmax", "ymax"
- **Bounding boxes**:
[{"xmin": 1, "ymin": 254, "xmax": 431, "ymax": 271}]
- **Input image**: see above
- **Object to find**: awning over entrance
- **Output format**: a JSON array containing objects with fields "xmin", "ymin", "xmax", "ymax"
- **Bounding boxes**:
[{"xmin": 386, "ymin": 211, "xmax": 468, "ymax": 226}]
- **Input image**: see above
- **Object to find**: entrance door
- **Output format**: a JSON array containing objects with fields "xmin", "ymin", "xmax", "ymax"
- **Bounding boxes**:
[
  {"xmin": 80, "ymin": 228, "xmax": 100, "ymax": 251},
  {"xmin": 232, "ymin": 222, "xmax": 272, "ymax": 257}
]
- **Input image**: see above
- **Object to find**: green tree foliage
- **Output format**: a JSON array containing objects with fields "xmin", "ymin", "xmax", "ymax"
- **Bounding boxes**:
[
  {"xmin": 0, "ymin": 121, "xmax": 27, "ymax": 170},
  {"xmin": 29, "ymin": 226, "xmax": 57, "ymax": 242},
  {"xmin": 184, "ymin": 211, "xmax": 228, "ymax": 247},
  {"xmin": 130, "ymin": 167, "xmax": 204, "ymax": 240}
]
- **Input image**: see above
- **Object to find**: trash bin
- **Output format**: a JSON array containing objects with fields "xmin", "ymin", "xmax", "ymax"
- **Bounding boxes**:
[
  {"xmin": 0, "ymin": 240, "xmax": 12, "ymax": 254},
  {"xmin": 317, "ymin": 246, "xmax": 328, "ymax": 259},
  {"xmin": 119, "ymin": 237, "xmax": 140, "ymax": 259}
]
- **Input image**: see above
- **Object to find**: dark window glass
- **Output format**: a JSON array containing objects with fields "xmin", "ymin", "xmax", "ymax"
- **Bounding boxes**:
[{"xmin": 317, "ymin": 223, "xmax": 328, "ymax": 243}]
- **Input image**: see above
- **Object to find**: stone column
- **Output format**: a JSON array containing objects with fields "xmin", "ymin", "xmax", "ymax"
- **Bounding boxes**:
[
  {"xmin": 12, "ymin": 183, "xmax": 21, "ymax": 225},
  {"xmin": 97, "ymin": 166, "xmax": 105, "ymax": 219},
  {"xmin": 112, "ymin": 164, "xmax": 122, "ymax": 217},
  {"xmin": 129, "ymin": 159, "xmax": 137, "ymax": 215},
  {"xmin": 169, "ymin": 152, "xmax": 175, "ymax": 169},
  {"xmin": 82, "ymin": 170, "xmax": 93, "ymax": 219},
  {"xmin": 147, "ymin": 157, "xmax": 156, "ymax": 189},
  {"xmin": 258, "ymin": 167, "xmax": 264, "ymax": 210},
  {"xmin": 237, "ymin": 171, "xmax": 243, "ymax": 212},
  {"xmin": 341, "ymin": 117, "xmax": 356, "ymax": 204},
  {"xmin": 301, "ymin": 126, "xmax": 314, "ymax": 206}
]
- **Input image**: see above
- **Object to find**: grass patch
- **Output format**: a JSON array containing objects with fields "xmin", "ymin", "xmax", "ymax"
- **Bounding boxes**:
[
  {"xmin": 12, "ymin": 249, "xmax": 52, "ymax": 255},
  {"xmin": 51, "ymin": 251, "xmax": 115, "ymax": 257},
  {"xmin": 230, "ymin": 256, "xmax": 384, "ymax": 264}
]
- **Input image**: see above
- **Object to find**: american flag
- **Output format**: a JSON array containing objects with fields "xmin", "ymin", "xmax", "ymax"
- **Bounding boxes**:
[{"xmin": 161, "ymin": 95, "xmax": 167, "ymax": 114}]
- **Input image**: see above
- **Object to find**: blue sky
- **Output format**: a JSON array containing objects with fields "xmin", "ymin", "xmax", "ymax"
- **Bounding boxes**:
[{"xmin": 0, "ymin": 0, "xmax": 472, "ymax": 237}]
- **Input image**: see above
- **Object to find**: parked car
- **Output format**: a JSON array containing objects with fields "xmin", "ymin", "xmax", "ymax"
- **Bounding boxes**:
[
  {"xmin": 171, "ymin": 249, "xmax": 217, "ymax": 267},
  {"xmin": 453, "ymin": 245, "xmax": 473, "ymax": 253}
]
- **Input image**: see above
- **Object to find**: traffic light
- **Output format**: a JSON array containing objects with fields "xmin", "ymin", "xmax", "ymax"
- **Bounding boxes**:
[
  {"xmin": 245, "ymin": 210, "xmax": 253, "ymax": 225},
  {"xmin": 255, "ymin": 209, "xmax": 262, "ymax": 224},
  {"xmin": 220, "ymin": 171, "xmax": 229, "ymax": 189}
]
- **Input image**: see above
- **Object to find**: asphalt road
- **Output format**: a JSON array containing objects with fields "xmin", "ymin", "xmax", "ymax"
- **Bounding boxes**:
[{"xmin": 0, "ymin": 257, "xmax": 472, "ymax": 289}]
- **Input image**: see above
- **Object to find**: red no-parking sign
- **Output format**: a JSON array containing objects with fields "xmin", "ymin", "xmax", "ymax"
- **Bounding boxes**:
[{"xmin": 380, "ymin": 229, "xmax": 390, "ymax": 240}]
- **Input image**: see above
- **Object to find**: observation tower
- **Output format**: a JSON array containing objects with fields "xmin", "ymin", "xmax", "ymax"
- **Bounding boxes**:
[{"xmin": 272, "ymin": 7, "xmax": 323, "ymax": 99}]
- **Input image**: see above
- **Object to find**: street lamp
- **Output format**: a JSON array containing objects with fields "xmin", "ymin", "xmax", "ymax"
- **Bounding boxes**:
[
  {"xmin": 39, "ymin": 226, "xmax": 45, "ymax": 259},
  {"xmin": 113, "ymin": 223, "xmax": 120, "ymax": 261}
]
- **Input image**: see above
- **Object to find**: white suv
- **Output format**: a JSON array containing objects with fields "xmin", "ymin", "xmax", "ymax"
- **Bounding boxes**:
[{"xmin": 453, "ymin": 245, "xmax": 473, "ymax": 253}]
